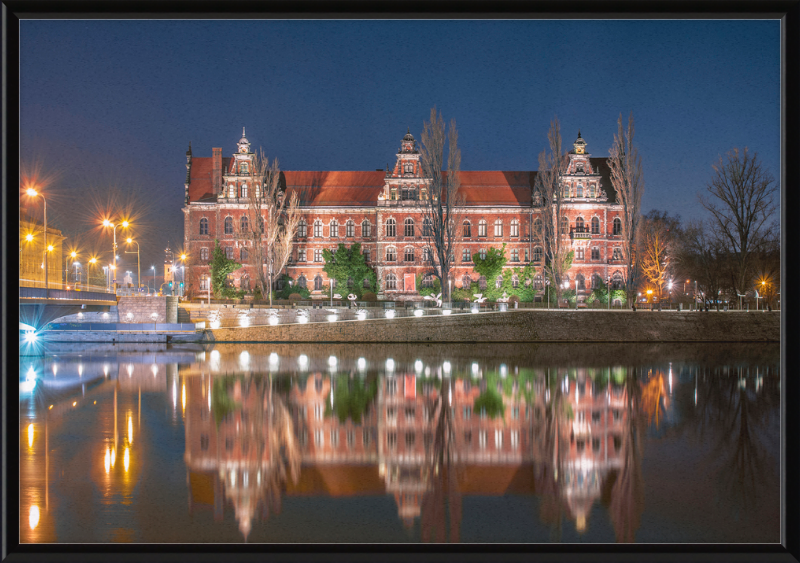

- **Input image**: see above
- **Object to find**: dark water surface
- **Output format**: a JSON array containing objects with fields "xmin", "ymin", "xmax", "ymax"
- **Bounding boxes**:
[{"xmin": 18, "ymin": 342, "xmax": 780, "ymax": 544}]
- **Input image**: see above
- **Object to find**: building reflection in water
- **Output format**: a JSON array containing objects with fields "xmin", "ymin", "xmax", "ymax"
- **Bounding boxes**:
[{"xmin": 182, "ymin": 359, "xmax": 661, "ymax": 542}]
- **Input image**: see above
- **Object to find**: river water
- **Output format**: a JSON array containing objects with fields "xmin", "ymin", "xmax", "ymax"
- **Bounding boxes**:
[{"xmin": 18, "ymin": 342, "xmax": 781, "ymax": 544}]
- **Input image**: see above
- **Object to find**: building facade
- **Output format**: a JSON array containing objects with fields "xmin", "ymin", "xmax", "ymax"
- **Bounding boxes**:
[{"xmin": 182, "ymin": 128, "xmax": 627, "ymax": 301}]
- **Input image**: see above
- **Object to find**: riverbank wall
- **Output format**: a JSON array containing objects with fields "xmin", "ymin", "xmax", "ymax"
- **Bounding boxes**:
[{"xmin": 208, "ymin": 310, "xmax": 780, "ymax": 343}]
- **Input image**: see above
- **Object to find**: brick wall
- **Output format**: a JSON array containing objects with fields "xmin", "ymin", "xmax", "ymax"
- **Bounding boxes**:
[
  {"xmin": 117, "ymin": 297, "xmax": 169, "ymax": 323},
  {"xmin": 208, "ymin": 310, "xmax": 779, "ymax": 343}
]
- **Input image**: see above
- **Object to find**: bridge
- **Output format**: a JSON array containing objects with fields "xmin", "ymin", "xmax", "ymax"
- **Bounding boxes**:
[{"xmin": 19, "ymin": 281, "xmax": 119, "ymax": 331}]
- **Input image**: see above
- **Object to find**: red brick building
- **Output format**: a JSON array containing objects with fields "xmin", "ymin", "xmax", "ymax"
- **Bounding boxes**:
[{"xmin": 182, "ymin": 128, "xmax": 627, "ymax": 300}]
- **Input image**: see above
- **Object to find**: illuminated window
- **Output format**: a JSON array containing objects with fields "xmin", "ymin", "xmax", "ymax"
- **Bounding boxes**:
[
  {"xmin": 462, "ymin": 248, "xmax": 471, "ymax": 262},
  {"xmin": 404, "ymin": 247, "xmax": 414, "ymax": 262},
  {"xmin": 385, "ymin": 273, "xmax": 397, "ymax": 290},
  {"xmin": 346, "ymin": 220, "xmax": 354, "ymax": 237},
  {"xmin": 200, "ymin": 247, "xmax": 209, "ymax": 261},
  {"xmin": 362, "ymin": 220, "xmax": 371, "ymax": 238},
  {"xmin": 330, "ymin": 429, "xmax": 339, "ymax": 447},
  {"xmin": 494, "ymin": 220, "xmax": 503, "ymax": 237},
  {"xmin": 388, "ymin": 432, "xmax": 397, "ymax": 449},
  {"xmin": 510, "ymin": 219, "xmax": 519, "ymax": 237},
  {"xmin": 330, "ymin": 220, "xmax": 338, "ymax": 238},
  {"xmin": 314, "ymin": 220, "xmax": 323, "ymax": 237},
  {"xmin": 386, "ymin": 247, "xmax": 397, "ymax": 262},
  {"xmin": 511, "ymin": 249, "xmax": 519, "ymax": 262},
  {"xmin": 314, "ymin": 249, "xmax": 323, "ymax": 262},
  {"xmin": 478, "ymin": 220, "xmax": 487, "ymax": 237},
  {"xmin": 613, "ymin": 218, "xmax": 622, "ymax": 235},
  {"xmin": 298, "ymin": 219, "xmax": 307, "ymax": 238},
  {"xmin": 386, "ymin": 218, "xmax": 396, "ymax": 237},
  {"xmin": 495, "ymin": 429, "xmax": 503, "ymax": 449},
  {"xmin": 479, "ymin": 430, "xmax": 487, "ymax": 449},
  {"xmin": 576, "ymin": 247, "xmax": 584, "ymax": 260}
]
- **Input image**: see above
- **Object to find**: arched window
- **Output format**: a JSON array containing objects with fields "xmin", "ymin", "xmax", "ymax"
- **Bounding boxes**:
[
  {"xmin": 330, "ymin": 220, "xmax": 339, "ymax": 238},
  {"xmin": 462, "ymin": 275, "xmax": 472, "ymax": 289},
  {"xmin": 510, "ymin": 219, "xmax": 519, "ymax": 237},
  {"xmin": 297, "ymin": 275, "xmax": 307, "ymax": 289},
  {"xmin": 533, "ymin": 218, "xmax": 542, "ymax": 238},
  {"xmin": 298, "ymin": 219, "xmax": 307, "ymax": 238},
  {"xmin": 314, "ymin": 220, "xmax": 323, "ymax": 237},
  {"xmin": 422, "ymin": 274, "xmax": 434, "ymax": 288},
  {"xmin": 314, "ymin": 275, "xmax": 323, "ymax": 291},
  {"xmin": 346, "ymin": 220, "xmax": 354, "ymax": 237},
  {"xmin": 612, "ymin": 273, "xmax": 623, "ymax": 290},
  {"xmin": 200, "ymin": 247, "xmax": 209, "ymax": 261},
  {"xmin": 404, "ymin": 247, "xmax": 415, "ymax": 262},
  {"xmin": 241, "ymin": 183, "xmax": 248, "ymax": 198},
  {"xmin": 560, "ymin": 217, "xmax": 569, "ymax": 234},
  {"xmin": 494, "ymin": 220, "xmax": 503, "ymax": 237},
  {"xmin": 362, "ymin": 220, "xmax": 371, "ymax": 238},
  {"xmin": 462, "ymin": 248, "xmax": 471, "ymax": 262},
  {"xmin": 404, "ymin": 218, "xmax": 415, "ymax": 237},
  {"xmin": 613, "ymin": 218, "xmax": 622, "ymax": 235},
  {"xmin": 386, "ymin": 247, "xmax": 397, "ymax": 262},
  {"xmin": 576, "ymin": 184, "xmax": 583, "ymax": 198},
  {"xmin": 422, "ymin": 218, "xmax": 432, "ymax": 237},
  {"xmin": 240, "ymin": 215, "xmax": 249, "ymax": 233},
  {"xmin": 240, "ymin": 275, "xmax": 250, "ymax": 290},
  {"xmin": 590, "ymin": 184, "xmax": 596, "ymax": 198},
  {"xmin": 240, "ymin": 248, "xmax": 248, "ymax": 261},
  {"xmin": 385, "ymin": 273, "xmax": 397, "ymax": 290},
  {"xmin": 576, "ymin": 274, "xmax": 585, "ymax": 290},
  {"xmin": 495, "ymin": 275, "xmax": 503, "ymax": 289},
  {"xmin": 592, "ymin": 274, "xmax": 602, "ymax": 289},
  {"xmin": 533, "ymin": 247, "xmax": 543, "ymax": 262},
  {"xmin": 591, "ymin": 217, "xmax": 600, "ymax": 234},
  {"xmin": 228, "ymin": 184, "xmax": 236, "ymax": 198},
  {"xmin": 512, "ymin": 274, "xmax": 519, "ymax": 288},
  {"xmin": 224, "ymin": 216, "xmax": 233, "ymax": 235},
  {"xmin": 478, "ymin": 220, "xmax": 487, "ymax": 237},
  {"xmin": 463, "ymin": 221, "xmax": 471, "ymax": 237},
  {"xmin": 386, "ymin": 218, "xmax": 396, "ymax": 237},
  {"xmin": 479, "ymin": 276, "xmax": 487, "ymax": 290},
  {"xmin": 199, "ymin": 217, "xmax": 209, "ymax": 235},
  {"xmin": 576, "ymin": 217, "xmax": 585, "ymax": 232}
]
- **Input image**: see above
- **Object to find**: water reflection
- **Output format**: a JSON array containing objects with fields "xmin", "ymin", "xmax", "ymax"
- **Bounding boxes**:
[{"xmin": 19, "ymin": 344, "xmax": 780, "ymax": 544}]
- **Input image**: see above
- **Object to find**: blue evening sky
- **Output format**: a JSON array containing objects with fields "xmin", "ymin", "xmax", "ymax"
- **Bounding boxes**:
[{"xmin": 20, "ymin": 20, "xmax": 780, "ymax": 272}]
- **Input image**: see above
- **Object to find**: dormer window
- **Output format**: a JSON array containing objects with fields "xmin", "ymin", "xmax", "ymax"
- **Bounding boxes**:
[
  {"xmin": 576, "ymin": 163, "xmax": 584, "ymax": 173},
  {"xmin": 240, "ymin": 162, "xmax": 248, "ymax": 174},
  {"xmin": 404, "ymin": 163, "xmax": 413, "ymax": 174}
]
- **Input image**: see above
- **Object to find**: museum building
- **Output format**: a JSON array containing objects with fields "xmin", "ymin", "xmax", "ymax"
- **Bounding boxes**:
[{"xmin": 181, "ymin": 128, "xmax": 628, "ymax": 301}]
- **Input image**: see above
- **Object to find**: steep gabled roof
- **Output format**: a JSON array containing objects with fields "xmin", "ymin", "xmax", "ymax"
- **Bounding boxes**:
[
  {"xmin": 283, "ymin": 171, "xmax": 385, "ymax": 206},
  {"xmin": 187, "ymin": 156, "xmax": 230, "ymax": 203},
  {"xmin": 456, "ymin": 171, "xmax": 536, "ymax": 206},
  {"xmin": 589, "ymin": 157, "xmax": 617, "ymax": 204}
]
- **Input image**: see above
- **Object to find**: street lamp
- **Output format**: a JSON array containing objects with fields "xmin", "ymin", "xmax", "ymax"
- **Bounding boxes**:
[
  {"xmin": 125, "ymin": 237, "xmax": 141, "ymax": 293},
  {"xmin": 150, "ymin": 265, "xmax": 155, "ymax": 294},
  {"xmin": 102, "ymin": 218, "xmax": 130, "ymax": 291},
  {"xmin": 25, "ymin": 188, "xmax": 48, "ymax": 294}
]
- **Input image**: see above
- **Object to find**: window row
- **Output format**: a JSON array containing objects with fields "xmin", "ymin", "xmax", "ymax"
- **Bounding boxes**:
[{"xmin": 312, "ymin": 428, "xmax": 375, "ymax": 448}]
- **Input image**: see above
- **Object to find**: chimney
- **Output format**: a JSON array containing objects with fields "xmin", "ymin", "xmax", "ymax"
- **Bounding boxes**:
[{"xmin": 212, "ymin": 148, "xmax": 222, "ymax": 193}]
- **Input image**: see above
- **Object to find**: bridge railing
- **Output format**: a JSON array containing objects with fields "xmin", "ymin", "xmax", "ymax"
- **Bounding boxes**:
[
  {"xmin": 20, "ymin": 286, "xmax": 118, "ymax": 302},
  {"xmin": 20, "ymin": 278, "xmax": 109, "ymax": 293}
]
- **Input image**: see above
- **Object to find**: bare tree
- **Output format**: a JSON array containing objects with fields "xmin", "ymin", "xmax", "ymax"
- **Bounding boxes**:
[
  {"xmin": 638, "ymin": 210, "xmax": 681, "ymax": 300},
  {"xmin": 699, "ymin": 147, "xmax": 778, "ymax": 297},
  {"xmin": 533, "ymin": 117, "xmax": 570, "ymax": 302},
  {"xmin": 238, "ymin": 149, "xmax": 300, "ymax": 306},
  {"xmin": 608, "ymin": 113, "xmax": 645, "ymax": 305},
  {"xmin": 676, "ymin": 220, "xmax": 727, "ymax": 309},
  {"xmin": 419, "ymin": 108, "xmax": 464, "ymax": 301}
]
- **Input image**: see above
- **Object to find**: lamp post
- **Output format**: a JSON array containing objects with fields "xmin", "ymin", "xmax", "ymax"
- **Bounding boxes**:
[
  {"xmin": 668, "ymin": 280, "xmax": 673, "ymax": 306},
  {"xmin": 102, "ymin": 218, "xmax": 129, "ymax": 291},
  {"xmin": 125, "ymin": 238, "xmax": 141, "ymax": 293},
  {"xmin": 575, "ymin": 279, "xmax": 579, "ymax": 310},
  {"xmin": 26, "ymin": 188, "xmax": 48, "ymax": 294},
  {"xmin": 150, "ymin": 265, "xmax": 155, "ymax": 294},
  {"xmin": 74, "ymin": 262, "xmax": 81, "ymax": 288},
  {"xmin": 607, "ymin": 277, "xmax": 611, "ymax": 310},
  {"xmin": 546, "ymin": 279, "xmax": 550, "ymax": 310}
]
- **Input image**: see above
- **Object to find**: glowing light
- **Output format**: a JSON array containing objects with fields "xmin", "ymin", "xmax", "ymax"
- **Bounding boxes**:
[
  {"xmin": 470, "ymin": 307, "xmax": 479, "ymax": 314},
  {"xmin": 104, "ymin": 448, "xmax": 111, "ymax": 473},
  {"xmin": 104, "ymin": 364, "xmax": 109, "ymax": 377},
  {"xmin": 71, "ymin": 251, "xmax": 77, "ymax": 258},
  {"xmin": 28, "ymin": 424, "xmax": 34, "ymax": 448},
  {"xmin": 47, "ymin": 245, "xmax": 54, "ymax": 252},
  {"xmin": 111, "ymin": 448, "xmax": 116, "ymax": 467},
  {"xmin": 414, "ymin": 309, "xmax": 424, "ymax": 317},
  {"xmin": 239, "ymin": 316, "xmax": 251, "ymax": 327},
  {"xmin": 357, "ymin": 311, "xmax": 367, "ymax": 321},
  {"xmin": 73, "ymin": 401, "xmax": 77, "ymax": 406},
  {"xmin": 443, "ymin": 361, "xmax": 451, "ymax": 374},
  {"xmin": 180, "ymin": 254, "xmax": 186, "ymax": 261},
  {"xmin": 357, "ymin": 357, "xmax": 366, "ymax": 371},
  {"xmin": 102, "ymin": 312, "xmax": 109, "ymax": 318},
  {"xmin": 415, "ymin": 360, "xmax": 423, "ymax": 373},
  {"xmin": 27, "ymin": 188, "xmax": 39, "ymax": 196},
  {"xmin": 328, "ymin": 356, "xmax": 338, "ymax": 367},
  {"xmin": 127, "ymin": 238, "xmax": 132, "ymax": 244},
  {"xmin": 126, "ymin": 364, "xmax": 133, "ymax": 377},
  {"xmin": 442, "ymin": 309, "xmax": 452, "ymax": 315},
  {"xmin": 210, "ymin": 350, "xmax": 220, "ymax": 362},
  {"xmin": 182, "ymin": 384, "xmax": 186, "ymax": 411},
  {"xmin": 123, "ymin": 448, "xmax": 130, "ymax": 472},
  {"xmin": 121, "ymin": 221, "xmax": 129, "ymax": 228},
  {"xmin": 128, "ymin": 416, "xmax": 133, "ymax": 444},
  {"xmin": 103, "ymin": 219, "xmax": 111, "ymax": 227},
  {"xmin": 327, "ymin": 314, "xmax": 337, "ymax": 323},
  {"xmin": 298, "ymin": 354, "xmax": 308, "ymax": 370},
  {"xmin": 500, "ymin": 364, "xmax": 508, "ymax": 378},
  {"xmin": 386, "ymin": 358, "xmax": 395, "ymax": 371},
  {"xmin": 472, "ymin": 363, "xmax": 479, "ymax": 377},
  {"xmin": 29, "ymin": 505, "xmax": 40, "ymax": 530},
  {"xmin": 52, "ymin": 363, "xmax": 57, "ymax": 376},
  {"xmin": 210, "ymin": 318, "xmax": 221, "ymax": 329},
  {"xmin": 173, "ymin": 380, "xmax": 177, "ymax": 408},
  {"xmin": 25, "ymin": 233, "xmax": 33, "ymax": 241},
  {"xmin": 239, "ymin": 350, "xmax": 251, "ymax": 369},
  {"xmin": 151, "ymin": 364, "xmax": 158, "ymax": 377},
  {"xmin": 268, "ymin": 315, "xmax": 279, "ymax": 326},
  {"xmin": 269, "ymin": 352, "xmax": 279, "ymax": 367},
  {"xmin": 385, "ymin": 310, "xmax": 395, "ymax": 319},
  {"xmin": 49, "ymin": 405, "xmax": 53, "ymax": 410},
  {"xmin": 24, "ymin": 331, "xmax": 37, "ymax": 343},
  {"xmin": 297, "ymin": 315, "xmax": 309, "ymax": 324}
]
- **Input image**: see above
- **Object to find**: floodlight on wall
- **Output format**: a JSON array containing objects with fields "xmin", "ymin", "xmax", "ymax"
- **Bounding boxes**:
[
  {"xmin": 385, "ymin": 310, "xmax": 395, "ymax": 319},
  {"xmin": 414, "ymin": 309, "xmax": 424, "ymax": 317}
]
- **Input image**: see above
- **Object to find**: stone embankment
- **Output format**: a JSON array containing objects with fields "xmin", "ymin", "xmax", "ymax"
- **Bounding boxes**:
[{"xmin": 208, "ymin": 310, "xmax": 780, "ymax": 343}]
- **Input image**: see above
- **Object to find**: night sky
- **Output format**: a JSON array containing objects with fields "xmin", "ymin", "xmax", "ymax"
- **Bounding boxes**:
[{"xmin": 20, "ymin": 20, "xmax": 780, "ymax": 275}]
